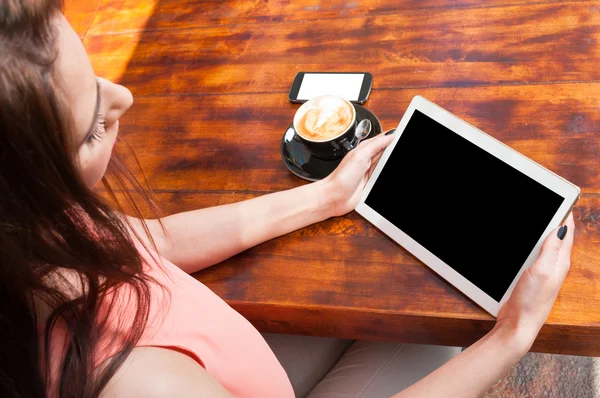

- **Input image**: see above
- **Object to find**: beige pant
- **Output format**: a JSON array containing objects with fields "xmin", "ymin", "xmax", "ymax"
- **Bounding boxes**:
[{"xmin": 262, "ymin": 334, "xmax": 461, "ymax": 398}]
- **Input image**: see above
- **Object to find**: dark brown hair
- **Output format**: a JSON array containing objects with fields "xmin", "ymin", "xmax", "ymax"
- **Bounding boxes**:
[{"xmin": 0, "ymin": 1, "xmax": 159, "ymax": 396}]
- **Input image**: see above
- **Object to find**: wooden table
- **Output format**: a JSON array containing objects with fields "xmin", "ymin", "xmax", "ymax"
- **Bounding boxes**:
[{"xmin": 66, "ymin": 0, "xmax": 600, "ymax": 356}]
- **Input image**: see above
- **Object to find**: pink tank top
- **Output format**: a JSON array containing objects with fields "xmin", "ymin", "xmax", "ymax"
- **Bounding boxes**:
[{"xmin": 47, "ymin": 245, "xmax": 294, "ymax": 397}]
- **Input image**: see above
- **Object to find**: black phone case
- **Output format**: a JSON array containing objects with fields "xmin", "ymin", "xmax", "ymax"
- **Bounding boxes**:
[{"xmin": 288, "ymin": 72, "xmax": 372, "ymax": 104}]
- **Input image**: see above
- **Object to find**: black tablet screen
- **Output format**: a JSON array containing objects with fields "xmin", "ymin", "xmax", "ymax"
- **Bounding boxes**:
[{"xmin": 364, "ymin": 110, "xmax": 564, "ymax": 301}]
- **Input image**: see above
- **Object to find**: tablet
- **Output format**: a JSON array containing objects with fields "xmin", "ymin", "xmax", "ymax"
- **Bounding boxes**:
[{"xmin": 355, "ymin": 95, "xmax": 580, "ymax": 316}]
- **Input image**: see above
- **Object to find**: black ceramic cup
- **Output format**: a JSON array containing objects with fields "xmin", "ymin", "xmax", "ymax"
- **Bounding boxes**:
[{"xmin": 293, "ymin": 95, "xmax": 358, "ymax": 161}]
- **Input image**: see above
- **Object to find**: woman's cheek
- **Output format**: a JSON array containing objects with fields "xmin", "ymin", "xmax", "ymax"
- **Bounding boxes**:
[{"xmin": 78, "ymin": 143, "xmax": 113, "ymax": 188}]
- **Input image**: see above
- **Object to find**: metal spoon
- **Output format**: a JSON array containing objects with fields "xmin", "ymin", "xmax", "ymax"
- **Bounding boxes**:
[{"xmin": 354, "ymin": 119, "xmax": 372, "ymax": 147}]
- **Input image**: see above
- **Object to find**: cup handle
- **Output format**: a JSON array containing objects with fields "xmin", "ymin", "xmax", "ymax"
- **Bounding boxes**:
[{"xmin": 339, "ymin": 137, "xmax": 355, "ymax": 153}]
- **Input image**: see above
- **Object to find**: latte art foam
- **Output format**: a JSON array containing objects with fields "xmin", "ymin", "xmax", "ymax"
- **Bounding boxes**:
[{"xmin": 295, "ymin": 96, "xmax": 354, "ymax": 141}]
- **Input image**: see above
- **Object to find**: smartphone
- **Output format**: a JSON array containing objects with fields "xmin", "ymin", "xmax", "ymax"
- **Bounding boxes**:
[{"xmin": 288, "ymin": 72, "xmax": 372, "ymax": 104}]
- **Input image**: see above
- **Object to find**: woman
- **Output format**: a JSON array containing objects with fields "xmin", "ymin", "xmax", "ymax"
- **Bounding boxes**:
[{"xmin": 0, "ymin": 1, "xmax": 574, "ymax": 397}]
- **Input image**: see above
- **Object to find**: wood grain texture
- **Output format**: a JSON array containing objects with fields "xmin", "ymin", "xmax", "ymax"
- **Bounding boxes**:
[
  {"xmin": 86, "ymin": 0, "xmax": 596, "ymax": 34},
  {"xmin": 191, "ymin": 195, "xmax": 600, "ymax": 355},
  {"xmin": 114, "ymin": 85, "xmax": 600, "ymax": 193},
  {"xmin": 85, "ymin": 1, "xmax": 600, "ymax": 94},
  {"xmin": 101, "ymin": 189, "xmax": 600, "ymax": 355},
  {"xmin": 63, "ymin": 0, "xmax": 101, "ymax": 38},
  {"xmin": 70, "ymin": 0, "xmax": 600, "ymax": 356}
]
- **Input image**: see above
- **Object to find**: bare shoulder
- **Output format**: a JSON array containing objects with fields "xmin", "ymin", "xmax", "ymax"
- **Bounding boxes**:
[{"xmin": 100, "ymin": 347, "xmax": 234, "ymax": 398}]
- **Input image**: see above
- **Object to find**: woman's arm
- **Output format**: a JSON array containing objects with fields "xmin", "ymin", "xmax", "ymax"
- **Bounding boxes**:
[
  {"xmin": 130, "ymin": 133, "xmax": 395, "ymax": 273},
  {"xmin": 395, "ymin": 214, "xmax": 575, "ymax": 398},
  {"xmin": 132, "ymin": 180, "xmax": 332, "ymax": 273},
  {"xmin": 394, "ymin": 324, "xmax": 529, "ymax": 398}
]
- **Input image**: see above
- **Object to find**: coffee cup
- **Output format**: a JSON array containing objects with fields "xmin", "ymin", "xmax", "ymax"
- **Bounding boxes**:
[{"xmin": 293, "ymin": 95, "xmax": 360, "ymax": 160}]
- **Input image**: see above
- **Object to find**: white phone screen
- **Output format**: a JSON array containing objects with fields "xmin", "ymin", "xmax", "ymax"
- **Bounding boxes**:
[{"xmin": 296, "ymin": 73, "xmax": 365, "ymax": 101}]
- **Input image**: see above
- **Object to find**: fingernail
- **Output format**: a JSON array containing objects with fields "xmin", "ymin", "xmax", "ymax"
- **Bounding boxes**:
[
  {"xmin": 385, "ymin": 129, "xmax": 396, "ymax": 136},
  {"xmin": 557, "ymin": 225, "xmax": 568, "ymax": 240}
]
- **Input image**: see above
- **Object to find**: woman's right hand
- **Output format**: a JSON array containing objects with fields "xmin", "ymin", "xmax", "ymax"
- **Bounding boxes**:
[{"xmin": 495, "ymin": 213, "xmax": 575, "ymax": 350}]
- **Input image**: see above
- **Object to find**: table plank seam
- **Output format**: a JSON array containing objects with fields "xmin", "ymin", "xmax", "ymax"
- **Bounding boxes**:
[
  {"xmin": 84, "ymin": 0, "xmax": 596, "ymax": 37},
  {"xmin": 114, "ymin": 190, "xmax": 599, "ymax": 199},
  {"xmin": 223, "ymin": 301, "xmax": 494, "ymax": 320},
  {"xmin": 105, "ymin": 189, "xmax": 278, "ymax": 195},
  {"xmin": 123, "ymin": 79, "xmax": 600, "ymax": 99}
]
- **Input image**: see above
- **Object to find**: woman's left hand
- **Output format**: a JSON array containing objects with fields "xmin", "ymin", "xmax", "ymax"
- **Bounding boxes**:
[{"xmin": 320, "ymin": 131, "xmax": 395, "ymax": 217}]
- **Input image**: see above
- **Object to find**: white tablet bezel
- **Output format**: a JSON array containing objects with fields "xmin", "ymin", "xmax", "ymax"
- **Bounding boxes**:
[{"xmin": 355, "ymin": 95, "xmax": 580, "ymax": 316}]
